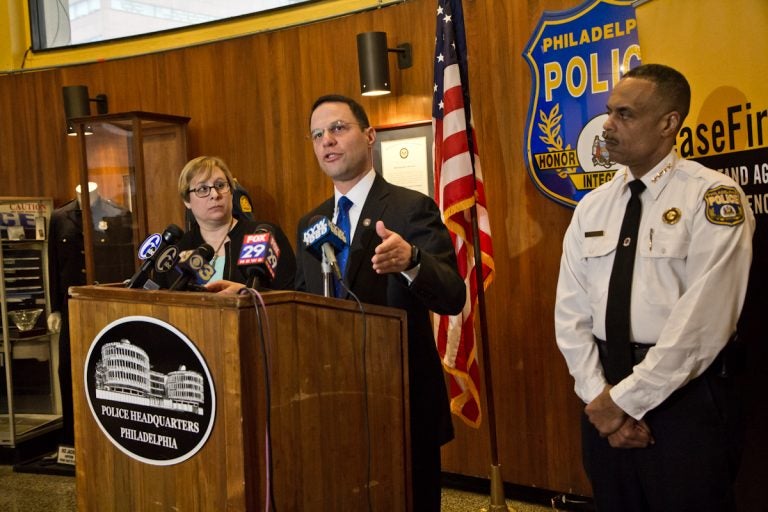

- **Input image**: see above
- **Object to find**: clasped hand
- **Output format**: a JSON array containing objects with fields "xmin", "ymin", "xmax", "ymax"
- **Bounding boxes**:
[{"xmin": 585, "ymin": 385, "xmax": 654, "ymax": 449}]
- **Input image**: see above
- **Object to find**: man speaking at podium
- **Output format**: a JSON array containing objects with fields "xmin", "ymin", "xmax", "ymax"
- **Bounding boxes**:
[{"xmin": 295, "ymin": 94, "xmax": 466, "ymax": 512}]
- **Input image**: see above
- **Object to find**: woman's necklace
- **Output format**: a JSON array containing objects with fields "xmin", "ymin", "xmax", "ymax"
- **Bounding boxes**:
[{"xmin": 209, "ymin": 217, "xmax": 234, "ymax": 266}]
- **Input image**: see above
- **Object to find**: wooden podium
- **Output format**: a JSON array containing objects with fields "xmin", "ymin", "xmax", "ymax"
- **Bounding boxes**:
[{"xmin": 68, "ymin": 286, "xmax": 411, "ymax": 511}]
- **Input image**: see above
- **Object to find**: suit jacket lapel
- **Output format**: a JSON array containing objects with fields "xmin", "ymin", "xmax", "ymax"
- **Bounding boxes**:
[
  {"xmin": 65, "ymin": 201, "xmax": 83, "ymax": 231},
  {"xmin": 319, "ymin": 198, "xmax": 334, "ymax": 220},
  {"xmin": 344, "ymin": 174, "xmax": 389, "ymax": 287}
]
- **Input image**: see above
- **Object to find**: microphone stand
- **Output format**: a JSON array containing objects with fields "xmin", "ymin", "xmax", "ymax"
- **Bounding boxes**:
[
  {"xmin": 321, "ymin": 252, "xmax": 333, "ymax": 298},
  {"xmin": 246, "ymin": 271, "xmax": 260, "ymax": 291}
]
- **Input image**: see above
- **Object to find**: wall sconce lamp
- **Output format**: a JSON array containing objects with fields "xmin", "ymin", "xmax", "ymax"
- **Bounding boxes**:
[
  {"xmin": 66, "ymin": 123, "xmax": 94, "ymax": 137},
  {"xmin": 63, "ymin": 85, "xmax": 108, "ymax": 136},
  {"xmin": 356, "ymin": 32, "xmax": 412, "ymax": 96}
]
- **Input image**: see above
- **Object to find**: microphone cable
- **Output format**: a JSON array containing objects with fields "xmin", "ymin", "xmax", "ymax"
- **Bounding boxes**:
[
  {"xmin": 337, "ymin": 279, "xmax": 373, "ymax": 512},
  {"xmin": 238, "ymin": 286, "xmax": 277, "ymax": 512},
  {"xmin": 238, "ymin": 278, "xmax": 373, "ymax": 512}
]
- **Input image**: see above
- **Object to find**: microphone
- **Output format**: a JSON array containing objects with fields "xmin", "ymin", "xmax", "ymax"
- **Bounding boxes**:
[
  {"xmin": 126, "ymin": 224, "xmax": 184, "ymax": 289},
  {"xmin": 154, "ymin": 245, "xmax": 181, "ymax": 274},
  {"xmin": 301, "ymin": 215, "xmax": 347, "ymax": 280},
  {"xmin": 137, "ymin": 245, "xmax": 183, "ymax": 290},
  {"xmin": 237, "ymin": 225, "xmax": 280, "ymax": 290},
  {"xmin": 169, "ymin": 243, "xmax": 215, "ymax": 291}
]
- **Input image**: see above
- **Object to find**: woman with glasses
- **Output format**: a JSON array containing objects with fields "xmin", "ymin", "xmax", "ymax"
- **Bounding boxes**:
[{"xmin": 158, "ymin": 155, "xmax": 295, "ymax": 291}]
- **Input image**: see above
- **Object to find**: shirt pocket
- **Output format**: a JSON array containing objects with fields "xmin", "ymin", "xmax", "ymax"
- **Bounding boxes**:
[
  {"xmin": 637, "ymin": 229, "xmax": 689, "ymax": 306},
  {"xmin": 582, "ymin": 236, "xmax": 616, "ymax": 306}
]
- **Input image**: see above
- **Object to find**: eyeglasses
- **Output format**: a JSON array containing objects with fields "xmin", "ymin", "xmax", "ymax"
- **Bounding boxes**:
[
  {"xmin": 188, "ymin": 180, "xmax": 231, "ymax": 198},
  {"xmin": 308, "ymin": 121, "xmax": 362, "ymax": 142}
]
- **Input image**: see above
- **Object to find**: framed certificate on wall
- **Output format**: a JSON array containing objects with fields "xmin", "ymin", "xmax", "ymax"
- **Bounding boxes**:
[{"xmin": 372, "ymin": 121, "xmax": 434, "ymax": 199}]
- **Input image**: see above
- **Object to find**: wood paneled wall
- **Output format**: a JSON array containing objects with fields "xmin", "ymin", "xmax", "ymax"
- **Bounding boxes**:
[{"xmin": 0, "ymin": 0, "xmax": 590, "ymax": 496}]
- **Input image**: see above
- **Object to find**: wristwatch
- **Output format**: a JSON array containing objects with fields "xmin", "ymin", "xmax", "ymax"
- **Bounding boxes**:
[{"xmin": 406, "ymin": 244, "xmax": 421, "ymax": 270}]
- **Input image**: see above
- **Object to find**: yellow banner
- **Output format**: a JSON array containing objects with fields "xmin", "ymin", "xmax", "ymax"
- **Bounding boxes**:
[
  {"xmin": 636, "ymin": 0, "xmax": 767, "ymax": 156},
  {"xmin": 636, "ymin": 8, "xmax": 766, "ymax": 500}
]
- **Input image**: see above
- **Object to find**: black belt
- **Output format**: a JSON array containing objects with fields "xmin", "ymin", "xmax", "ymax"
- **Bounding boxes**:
[
  {"xmin": 594, "ymin": 336, "xmax": 740, "ymax": 378},
  {"xmin": 594, "ymin": 336, "xmax": 654, "ymax": 366}
]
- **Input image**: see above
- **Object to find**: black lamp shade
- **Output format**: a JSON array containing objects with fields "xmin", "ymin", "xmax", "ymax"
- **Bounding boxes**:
[
  {"xmin": 357, "ymin": 32, "xmax": 391, "ymax": 96},
  {"xmin": 63, "ymin": 85, "xmax": 91, "ymax": 119}
]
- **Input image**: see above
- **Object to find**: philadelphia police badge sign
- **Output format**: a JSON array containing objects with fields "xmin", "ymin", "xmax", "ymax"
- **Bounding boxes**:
[
  {"xmin": 84, "ymin": 316, "xmax": 216, "ymax": 465},
  {"xmin": 523, "ymin": 0, "xmax": 641, "ymax": 207}
]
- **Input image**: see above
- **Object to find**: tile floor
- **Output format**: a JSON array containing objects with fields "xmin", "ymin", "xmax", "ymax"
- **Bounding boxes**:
[
  {"xmin": 0, "ymin": 464, "xmax": 76, "ymax": 512},
  {"xmin": 0, "ymin": 463, "xmax": 556, "ymax": 511}
]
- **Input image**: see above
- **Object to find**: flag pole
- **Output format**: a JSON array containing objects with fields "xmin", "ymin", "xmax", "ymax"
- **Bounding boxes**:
[
  {"xmin": 461, "ymin": 45, "xmax": 511, "ymax": 504},
  {"xmin": 469, "ymin": 198, "xmax": 514, "ymax": 512},
  {"xmin": 461, "ymin": 40, "xmax": 510, "ymax": 500},
  {"xmin": 432, "ymin": 0, "xmax": 510, "ymax": 507}
]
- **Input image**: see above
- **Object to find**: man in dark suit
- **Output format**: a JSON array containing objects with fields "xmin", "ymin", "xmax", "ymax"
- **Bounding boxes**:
[{"xmin": 295, "ymin": 94, "xmax": 466, "ymax": 512}]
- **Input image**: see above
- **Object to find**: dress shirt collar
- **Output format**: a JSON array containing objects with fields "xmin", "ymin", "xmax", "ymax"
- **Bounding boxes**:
[
  {"xmin": 334, "ymin": 168, "xmax": 376, "ymax": 240},
  {"xmin": 621, "ymin": 150, "xmax": 677, "ymax": 200}
]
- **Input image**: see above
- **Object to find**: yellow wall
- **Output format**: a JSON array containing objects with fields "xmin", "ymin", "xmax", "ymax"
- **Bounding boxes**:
[
  {"xmin": 636, "ymin": 0, "xmax": 768, "ymax": 156},
  {"xmin": 1, "ymin": 0, "xmax": 399, "ymax": 73},
  {"xmin": 636, "ymin": 5, "xmax": 768, "ymax": 505},
  {"xmin": 0, "ymin": 0, "xmax": 27, "ymax": 71}
]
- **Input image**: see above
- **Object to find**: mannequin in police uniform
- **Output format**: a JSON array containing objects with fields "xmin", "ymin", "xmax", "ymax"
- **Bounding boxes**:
[{"xmin": 47, "ymin": 182, "xmax": 132, "ymax": 446}]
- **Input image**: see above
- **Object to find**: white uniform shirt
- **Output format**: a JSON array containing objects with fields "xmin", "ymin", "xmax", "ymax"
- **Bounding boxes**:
[{"xmin": 555, "ymin": 151, "xmax": 755, "ymax": 419}]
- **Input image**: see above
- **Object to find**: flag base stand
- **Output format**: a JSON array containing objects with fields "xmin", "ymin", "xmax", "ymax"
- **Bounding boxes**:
[{"xmin": 480, "ymin": 464, "xmax": 516, "ymax": 512}]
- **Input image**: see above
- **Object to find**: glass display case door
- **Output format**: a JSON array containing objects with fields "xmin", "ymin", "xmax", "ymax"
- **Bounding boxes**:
[{"xmin": 67, "ymin": 112, "xmax": 190, "ymax": 285}]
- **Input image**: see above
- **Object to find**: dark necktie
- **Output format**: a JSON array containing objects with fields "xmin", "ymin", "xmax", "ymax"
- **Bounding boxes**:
[
  {"xmin": 335, "ymin": 196, "xmax": 353, "ymax": 298},
  {"xmin": 604, "ymin": 179, "xmax": 646, "ymax": 384}
]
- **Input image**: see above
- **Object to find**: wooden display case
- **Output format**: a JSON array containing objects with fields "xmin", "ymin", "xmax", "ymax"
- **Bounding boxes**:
[{"xmin": 67, "ymin": 112, "xmax": 190, "ymax": 285}]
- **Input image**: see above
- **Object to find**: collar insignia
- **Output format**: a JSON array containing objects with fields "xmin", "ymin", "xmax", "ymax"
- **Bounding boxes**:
[{"xmin": 651, "ymin": 160, "xmax": 674, "ymax": 183}]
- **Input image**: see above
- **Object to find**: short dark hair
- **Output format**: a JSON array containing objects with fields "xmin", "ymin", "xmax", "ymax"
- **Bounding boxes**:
[
  {"xmin": 310, "ymin": 94, "xmax": 370, "ymax": 128},
  {"xmin": 624, "ymin": 64, "xmax": 691, "ymax": 125}
]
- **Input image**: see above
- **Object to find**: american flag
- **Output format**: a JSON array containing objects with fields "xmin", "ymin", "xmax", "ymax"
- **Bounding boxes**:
[{"xmin": 432, "ymin": 0, "xmax": 495, "ymax": 428}]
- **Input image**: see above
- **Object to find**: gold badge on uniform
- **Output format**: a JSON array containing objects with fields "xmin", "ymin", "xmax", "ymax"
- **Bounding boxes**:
[
  {"xmin": 703, "ymin": 185, "xmax": 745, "ymax": 226},
  {"xmin": 662, "ymin": 207, "xmax": 681, "ymax": 225}
]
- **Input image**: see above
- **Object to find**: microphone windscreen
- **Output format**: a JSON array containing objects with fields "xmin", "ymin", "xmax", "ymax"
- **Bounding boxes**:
[
  {"xmin": 169, "ymin": 242, "xmax": 215, "ymax": 291},
  {"xmin": 153, "ymin": 245, "xmax": 180, "ymax": 273},
  {"xmin": 302, "ymin": 216, "xmax": 347, "ymax": 260},
  {"xmin": 238, "ymin": 229, "xmax": 279, "ymax": 280},
  {"xmin": 127, "ymin": 224, "xmax": 185, "ymax": 288},
  {"xmin": 161, "ymin": 224, "xmax": 184, "ymax": 244},
  {"xmin": 197, "ymin": 243, "xmax": 215, "ymax": 261}
]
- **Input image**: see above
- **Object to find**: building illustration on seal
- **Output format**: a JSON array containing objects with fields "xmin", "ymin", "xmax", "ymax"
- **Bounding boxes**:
[{"xmin": 94, "ymin": 339, "xmax": 205, "ymax": 415}]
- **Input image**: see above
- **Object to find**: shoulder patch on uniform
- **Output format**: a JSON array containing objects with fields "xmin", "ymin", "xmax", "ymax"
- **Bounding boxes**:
[
  {"xmin": 703, "ymin": 185, "xmax": 745, "ymax": 226},
  {"xmin": 239, "ymin": 195, "xmax": 253, "ymax": 213}
]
